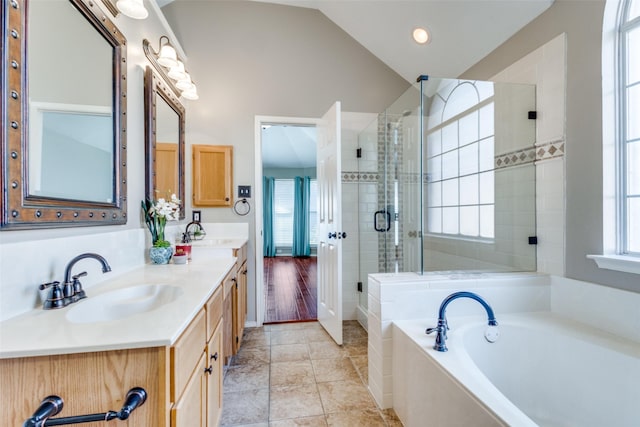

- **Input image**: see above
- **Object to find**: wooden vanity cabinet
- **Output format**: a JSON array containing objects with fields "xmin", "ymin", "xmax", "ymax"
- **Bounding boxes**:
[
  {"xmin": 222, "ymin": 243, "xmax": 249, "ymax": 364},
  {"xmin": 0, "ymin": 347, "xmax": 170, "ymax": 426},
  {"xmin": 171, "ymin": 286, "xmax": 224, "ymax": 427},
  {"xmin": 205, "ymin": 287, "xmax": 224, "ymax": 427},
  {"xmin": 233, "ymin": 244, "xmax": 248, "ymax": 354},
  {"xmin": 192, "ymin": 145, "xmax": 233, "ymax": 207},
  {"xmin": 222, "ymin": 268, "xmax": 236, "ymax": 365}
]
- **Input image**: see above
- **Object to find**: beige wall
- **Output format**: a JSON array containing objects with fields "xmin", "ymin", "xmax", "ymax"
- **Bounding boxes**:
[
  {"xmin": 462, "ymin": 0, "xmax": 638, "ymax": 292},
  {"xmin": 162, "ymin": 0, "xmax": 410, "ymax": 321}
]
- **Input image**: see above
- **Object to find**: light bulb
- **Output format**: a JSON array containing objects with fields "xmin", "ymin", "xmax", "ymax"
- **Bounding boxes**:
[{"xmin": 412, "ymin": 27, "xmax": 430, "ymax": 45}]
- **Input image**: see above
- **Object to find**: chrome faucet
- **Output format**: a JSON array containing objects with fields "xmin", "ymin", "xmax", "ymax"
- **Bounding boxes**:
[
  {"xmin": 40, "ymin": 253, "xmax": 111, "ymax": 309},
  {"xmin": 62, "ymin": 253, "xmax": 111, "ymax": 304},
  {"xmin": 426, "ymin": 291, "xmax": 499, "ymax": 352}
]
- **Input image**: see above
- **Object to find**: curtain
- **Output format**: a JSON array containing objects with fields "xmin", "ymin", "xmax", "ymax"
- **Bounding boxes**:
[
  {"xmin": 292, "ymin": 176, "xmax": 311, "ymax": 257},
  {"xmin": 263, "ymin": 176, "xmax": 276, "ymax": 257}
]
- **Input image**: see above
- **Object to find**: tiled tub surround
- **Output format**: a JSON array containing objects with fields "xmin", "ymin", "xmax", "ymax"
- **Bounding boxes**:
[
  {"xmin": 220, "ymin": 321, "xmax": 402, "ymax": 427},
  {"xmin": 393, "ymin": 311, "xmax": 640, "ymax": 427},
  {"xmin": 367, "ymin": 272, "xmax": 640, "ymax": 410}
]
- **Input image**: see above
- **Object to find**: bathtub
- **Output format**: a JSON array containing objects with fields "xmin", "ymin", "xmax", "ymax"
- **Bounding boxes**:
[{"xmin": 392, "ymin": 312, "xmax": 640, "ymax": 427}]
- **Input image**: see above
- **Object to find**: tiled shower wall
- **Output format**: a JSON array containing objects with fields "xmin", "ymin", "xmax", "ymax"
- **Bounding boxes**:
[{"xmin": 343, "ymin": 33, "xmax": 565, "ymax": 322}]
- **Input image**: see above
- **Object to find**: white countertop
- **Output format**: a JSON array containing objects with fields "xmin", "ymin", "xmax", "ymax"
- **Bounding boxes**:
[{"xmin": 0, "ymin": 256, "xmax": 237, "ymax": 359}]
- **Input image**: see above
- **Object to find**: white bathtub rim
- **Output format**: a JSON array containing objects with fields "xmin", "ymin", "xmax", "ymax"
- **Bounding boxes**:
[
  {"xmin": 394, "ymin": 317, "xmax": 537, "ymax": 427},
  {"xmin": 394, "ymin": 312, "xmax": 640, "ymax": 427}
]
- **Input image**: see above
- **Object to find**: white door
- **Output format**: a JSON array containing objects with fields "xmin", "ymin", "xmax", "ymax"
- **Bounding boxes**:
[{"xmin": 317, "ymin": 102, "xmax": 343, "ymax": 345}]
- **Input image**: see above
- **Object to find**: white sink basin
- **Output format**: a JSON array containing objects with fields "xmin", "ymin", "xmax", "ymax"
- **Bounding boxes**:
[{"xmin": 66, "ymin": 284, "xmax": 183, "ymax": 324}]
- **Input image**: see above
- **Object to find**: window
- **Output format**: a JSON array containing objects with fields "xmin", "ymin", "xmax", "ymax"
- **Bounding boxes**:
[
  {"xmin": 273, "ymin": 178, "xmax": 318, "ymax": 248},
  {"xmin": 426, "ymin": 81, "xmax": 495, "ymax": 239},
  {"xmin": 273, "ymin": 179, "xmax": 294, "ymax": 247},
  {"xmin": 619, "ymin": 0, "xmax": 640, "ymax": 255},
  {"xmin": 592, "ymin": 0, "xmax": 640, "ymax": 273}
]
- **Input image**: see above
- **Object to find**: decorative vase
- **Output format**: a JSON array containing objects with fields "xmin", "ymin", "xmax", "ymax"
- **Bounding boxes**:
[{"xmin": 149, "ymin": 246, "xmax": 173, "ymax": 264}]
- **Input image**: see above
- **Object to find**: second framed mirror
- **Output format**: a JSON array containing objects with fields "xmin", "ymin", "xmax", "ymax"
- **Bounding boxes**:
[{"xmin": 144, "ymin": 66, "xmax": 185, "ymax": 219}]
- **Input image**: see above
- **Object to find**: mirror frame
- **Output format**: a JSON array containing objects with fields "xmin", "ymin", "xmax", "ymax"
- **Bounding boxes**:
[
  {"xmin": 144, "ymin": 66, "xmax": 186, "ymax": 219},
  {"xmin": 1, "ymin": 0, "xmax": 127, "ymax": 229}
]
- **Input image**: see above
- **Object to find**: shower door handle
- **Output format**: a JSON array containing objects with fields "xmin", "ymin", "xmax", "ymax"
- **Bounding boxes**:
[{"xmin": 374, "ymin": 210, "xmax": 391, "ymax": 232}]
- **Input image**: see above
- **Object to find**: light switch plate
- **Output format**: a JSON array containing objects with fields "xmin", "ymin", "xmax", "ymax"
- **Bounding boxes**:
[
  {"xmin": 238, "ymin": 185, "xmax": 251, "ymax": 198},
  {"xmin": 192, "ymin": 210, "xmax": 201, "ymax": 222}
]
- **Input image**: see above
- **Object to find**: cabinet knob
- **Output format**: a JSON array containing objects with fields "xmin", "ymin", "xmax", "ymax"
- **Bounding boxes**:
[
  {"xmin": 204, "ymin": 365, "xmax": 213, "ymax": 375},
  {"xmin": 211, "ymin": 352, "xmax": 218, "ymax": 361}
]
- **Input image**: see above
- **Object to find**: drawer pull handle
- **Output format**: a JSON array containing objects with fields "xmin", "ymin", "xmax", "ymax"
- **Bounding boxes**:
[
  {"xmin": 204, "ymin": 365, "xmax": 213, "ymax": 375},
  {"xmin": 211, "ymin": 352, "xmax": 219, "ymax": 361}
]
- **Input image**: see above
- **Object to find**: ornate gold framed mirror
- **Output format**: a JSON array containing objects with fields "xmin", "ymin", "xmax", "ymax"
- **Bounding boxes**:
[
  {"xmin": 1, "ymin": 0, "xmax": 127, "ymax": 229},
  {"xmin": 144, "ymin": 66, "xmax": 186, "ymax": 219}
]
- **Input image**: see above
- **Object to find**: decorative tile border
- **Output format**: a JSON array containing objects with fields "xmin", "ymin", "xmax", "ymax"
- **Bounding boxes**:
[
  {"xmin": 495, "ymin": 147, "xmax": 537, "ymax": 169},
  {"xmin": 345, "ymin": 143, "xmax": 565, "ymax": 182},
  {"xmin": 342, "ymin": 171, "xmax": 379, "ymax": 183},
  {"xmin": 535, "ymin": 139, "xmax": 565, "ymax": 162}
]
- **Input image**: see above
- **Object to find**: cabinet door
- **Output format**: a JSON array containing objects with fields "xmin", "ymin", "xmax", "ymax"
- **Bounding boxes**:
[
  {"xmin": 156, "ymin": 142, "xmax": 179, "ymax": 197},
  {"xmin": 223, "ymin": 271, "xmax": 234, "ymax": 364},
  {"xmin": 171, "ymin": 352, "xmax": 206, "ymax": 427},
  {"xmin": 207, "ymin": 323, "xmax": 223, "ymax": 427},
  {"xmin": 206, "ymin": 286, "xmax": 223, "ymax": 343},
  {"xmin": 234, "ymin": 261, "xmax": 248, "ymax": 353},
  {"xmin": 172, "ymin": 309, "xmax": 206, "ymax": 402},
  {"xmin": 192, "ymin": 145, "xmax": 233, "ymax": 207}
]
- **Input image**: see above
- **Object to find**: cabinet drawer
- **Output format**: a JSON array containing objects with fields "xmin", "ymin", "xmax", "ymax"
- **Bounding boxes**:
[
  {"xmin": 205, "ymin": 286, "xmax": 223, "ymax": 343},
  {"xmin": 171, "ymin": 309, "xmax": 206, "ymax": 402}
]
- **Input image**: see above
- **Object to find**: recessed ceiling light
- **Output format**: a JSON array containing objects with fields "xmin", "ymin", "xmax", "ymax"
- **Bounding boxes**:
[{"xmin": 412, "ymin": 27, "xmax": 430, "ymax": 45}]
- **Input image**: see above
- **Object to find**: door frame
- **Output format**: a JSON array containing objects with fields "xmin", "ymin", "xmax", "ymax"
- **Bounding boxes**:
[{"xmin": 254, "ymin": 115, "xmax": 321, "ymax": 327}]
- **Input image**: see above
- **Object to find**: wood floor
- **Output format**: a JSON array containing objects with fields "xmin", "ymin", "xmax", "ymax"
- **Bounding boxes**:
[{"xmin": 264, "ymin": 256, "xmax": 317, "ymax": 323}]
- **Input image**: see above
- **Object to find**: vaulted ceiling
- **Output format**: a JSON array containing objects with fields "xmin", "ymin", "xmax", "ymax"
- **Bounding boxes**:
[
  {"xmin": 160, "ymin": 0, "xmax": 554, "ymax": 82},
  {"xmin": 157, "ymin": 0, "xmax": 554, "ymax": 168}
]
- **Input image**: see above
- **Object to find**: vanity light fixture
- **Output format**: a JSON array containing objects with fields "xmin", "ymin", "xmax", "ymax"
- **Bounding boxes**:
[
  {"xmin": 412, "ymin": 27, "xmax": 431, "ymax": 45},
  {"xmin": 116, "ymin": 0, "xmax": 148, "ymax": 20},
  {"xmin": 143, "ymin": 36, "xmax": 199, "ymax": 101}
]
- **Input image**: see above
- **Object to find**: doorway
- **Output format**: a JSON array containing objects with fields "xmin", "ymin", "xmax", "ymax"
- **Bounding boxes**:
[{"xmin": 255, "ymin": 118, "xmax": 321, "ymax": 324}]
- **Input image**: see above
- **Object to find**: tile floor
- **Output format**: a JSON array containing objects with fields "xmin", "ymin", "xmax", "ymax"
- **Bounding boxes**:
[{"xmin": 221, "ymin": 321, "xmax": 403, "ymax": 427}]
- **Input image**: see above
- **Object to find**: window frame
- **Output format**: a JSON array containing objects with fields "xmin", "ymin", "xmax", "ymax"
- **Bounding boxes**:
[
  {"xmin": 618, "ymin": 0, "xmax": 640, "ymax": 256},
  {"xmin": 589, "ymin": 0, "xmax": 640, "ymax": 274}
]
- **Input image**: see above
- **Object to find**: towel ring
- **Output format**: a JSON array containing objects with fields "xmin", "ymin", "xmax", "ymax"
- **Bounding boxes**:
[{"xmin": 233, "ymin": 198, "xmax": 250, "ymax": 216}]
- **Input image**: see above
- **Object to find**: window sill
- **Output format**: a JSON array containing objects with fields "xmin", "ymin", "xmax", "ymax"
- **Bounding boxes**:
[{"xmin": 586, "ymin": 254, "xmax": 640, "ymax": 275}]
